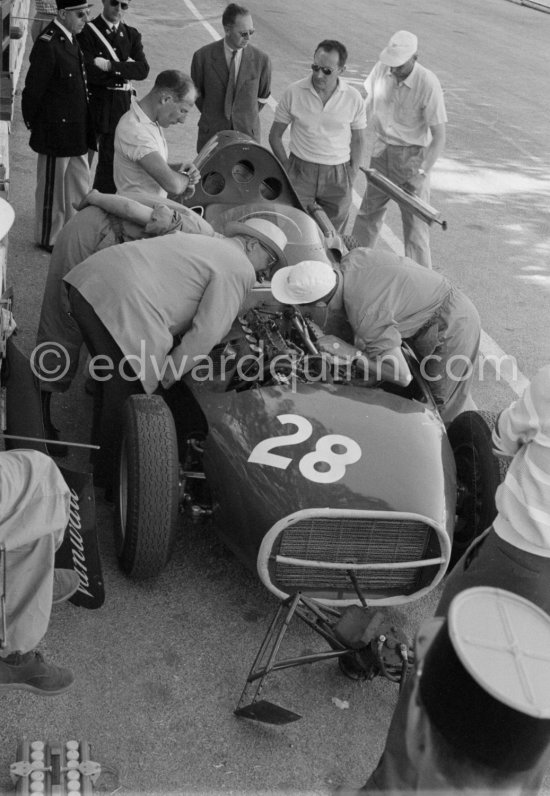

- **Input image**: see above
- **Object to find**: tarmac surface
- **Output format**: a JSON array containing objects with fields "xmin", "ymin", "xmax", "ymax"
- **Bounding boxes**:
[{"xmin": 2, "ymin": 0, "xmax": 550, "ymax": 793}]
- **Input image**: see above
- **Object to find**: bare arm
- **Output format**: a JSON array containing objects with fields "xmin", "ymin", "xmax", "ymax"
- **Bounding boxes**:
[
  {"xmin": 349, "ymin": 128, "xmax": 367, "ymax": 180},
  {"xmin": 421, "ymin": 122, "xmax": 446, "ymax": 173},
  {"xmin": 138, "ymin": 151, "xmax": 192, "ymax": 195},
  {"xmin": 317, "ymin": 336, "xmax": 412, "ymax": 387},
  {"xmin": 269, "ymin": 120, "xmax": 290, "ymax": 169}
]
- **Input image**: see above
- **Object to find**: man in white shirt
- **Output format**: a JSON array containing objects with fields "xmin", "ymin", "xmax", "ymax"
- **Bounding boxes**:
[
  {"xmin": 113, "ymin": 70, "xmax": 200, "ymax": 197},
  {"xmin": 269, "ymin": 39, "xmax": 366, "ymax": 234},
  {"xmin": 351, "ymin": 31, "xmax": 447, "ymax": 268}
]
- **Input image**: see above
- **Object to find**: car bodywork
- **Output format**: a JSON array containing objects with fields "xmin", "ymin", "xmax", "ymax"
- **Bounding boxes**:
[{"xmin": 117, "ymin": 132, "xmax": 477, "ymax": 612}]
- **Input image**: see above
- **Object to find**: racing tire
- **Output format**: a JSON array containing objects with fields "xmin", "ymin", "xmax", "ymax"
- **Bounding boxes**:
[
  {"xmin": 341, "ymin": 234, "xmax": 359, "ymax": 253},
  {"xmin": 447, "ymin": 410, "xmax": 508, "ymax": 569},
  {"xmin": 116, "ymin": 394, "xmax": 180, "ymax": 579}
]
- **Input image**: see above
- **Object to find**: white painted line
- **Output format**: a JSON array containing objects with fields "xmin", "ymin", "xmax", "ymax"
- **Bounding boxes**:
[
  {"xmin": 479, "ymin": 331, "xmax": 529, "ymax": 397},
  {"xmin": 183, "ymin": 0, "xmax": 528, "ymax": 398}
]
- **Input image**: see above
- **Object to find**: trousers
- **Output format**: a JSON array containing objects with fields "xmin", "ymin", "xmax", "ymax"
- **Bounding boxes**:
[
  {"xmin": 35, "ymin": 153, "xmax": 90, "ymax": 248},
  {"xmin": 0, "ymin": 450, "xmax": 70, "ymax": 654},
  {"xmin": 352, "ymin": 144, "xmax": 432, "ymax": 268},
  {"xmin": 68, "ymin": 288, "xmax": 145, "ymax": 488},
  {"xmin": 287, "ymin": 153, "xmax": 353, "ymax": 234}
]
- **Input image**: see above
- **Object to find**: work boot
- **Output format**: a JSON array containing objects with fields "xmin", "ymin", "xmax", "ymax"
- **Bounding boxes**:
[
  {"xmin": 0, "ymin": 651, "xmax": 74, "ymax": 695},
  {"xmin": 52, "ymin": 569, "xmax": 80, "ymax": 604},
  {"xmin": 40, "ymin": 391, "xmax": 68, "ymax": 458}
]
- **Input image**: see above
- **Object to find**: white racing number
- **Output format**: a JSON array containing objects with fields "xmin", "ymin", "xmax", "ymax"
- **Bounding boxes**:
[{"xmin": 247, "ymin": 413, "xmax": 361, "ymax": 483}]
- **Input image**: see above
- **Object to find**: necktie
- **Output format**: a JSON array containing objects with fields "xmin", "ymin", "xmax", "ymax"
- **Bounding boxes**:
[{"xmin": 224, "ymin": 50, "xmax": 237, "ymax": 121}]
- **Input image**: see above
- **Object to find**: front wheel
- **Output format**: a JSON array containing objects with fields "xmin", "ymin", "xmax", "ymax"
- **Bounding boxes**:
[
  {"xmin": 116, "ymin": 395, "xmax": 180, "ymax": 579},
  {"xmin": 447, "ymin": 410, "xmax": 508, "ymax": 568}
]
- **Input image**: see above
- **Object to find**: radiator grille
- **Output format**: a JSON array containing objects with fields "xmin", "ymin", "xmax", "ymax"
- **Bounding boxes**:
[{"xmin": 271, "ymin": 516, "xmax": 439, "ymax": 600}]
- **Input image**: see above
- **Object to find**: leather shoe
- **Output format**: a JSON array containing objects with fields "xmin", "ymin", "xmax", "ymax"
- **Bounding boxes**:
[
  {"xmin": 52, "ymin": 569, "xmax": 80, "ymax": 604},
  {"xmin": 0, "ymin": 650, "xmax": 73, "ymax": 695}
]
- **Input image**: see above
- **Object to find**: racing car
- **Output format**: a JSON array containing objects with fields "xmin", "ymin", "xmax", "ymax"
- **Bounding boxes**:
[{"xmin": 114, "ymin": 133, "xmax": 504, "ymax": 715}]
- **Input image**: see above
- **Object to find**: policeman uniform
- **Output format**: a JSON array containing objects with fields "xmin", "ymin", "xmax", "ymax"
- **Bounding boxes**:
[
  {"xmin": 22, "ymin": 1, "xmax": 95, "ymax": 250},
  {"xmin": 78, "ymin": 14, "xmax": 149, "ymax": 193}
]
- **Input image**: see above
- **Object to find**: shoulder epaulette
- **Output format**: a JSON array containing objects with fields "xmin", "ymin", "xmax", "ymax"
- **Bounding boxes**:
[{"xmin": 39, "ymin": 32, "xmax": 53, "ymax": 41}]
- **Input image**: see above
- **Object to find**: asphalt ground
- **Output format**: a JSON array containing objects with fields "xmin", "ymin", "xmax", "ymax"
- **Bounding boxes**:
[{"xmin": 2, "ymin": 0, "xmax": 550, "ymax": 793}]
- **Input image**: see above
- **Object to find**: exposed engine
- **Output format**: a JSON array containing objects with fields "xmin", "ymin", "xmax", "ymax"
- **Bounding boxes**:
[{"xmin": 217, "ymin": 306, "xmax": 341, "ymax": 391}]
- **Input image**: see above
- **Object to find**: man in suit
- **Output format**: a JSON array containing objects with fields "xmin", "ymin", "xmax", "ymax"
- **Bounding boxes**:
[
  {"xmin": 190, "ymin": 3, "xmax": 271, "ymax": 153},
  {"xmin": 22, "ymin": 0, "xmax": 96, "ymax": 252},
  {"xmin": 78, "ymin": 0, "xmax": 150, "ymax": 193}
]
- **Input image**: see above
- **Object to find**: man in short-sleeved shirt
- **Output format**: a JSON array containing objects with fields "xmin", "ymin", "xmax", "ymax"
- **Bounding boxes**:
[
  {"xmin": 114, "ymin": 97, "xmax": 169, "ymax": 195},
  {"xmin": 270, "ymin": 250, "xmax": 480, "ymax": 424},
  {"xmin": 352, "ymin": 31, "xmax": 447, "ymax": 268},
  {"xmin": 269, "ymin": 39, "xmax": 366, "ymax": 233},
  {"xmin": 113, "ymin": 69, "xmax": 200, "ymax": 198}
]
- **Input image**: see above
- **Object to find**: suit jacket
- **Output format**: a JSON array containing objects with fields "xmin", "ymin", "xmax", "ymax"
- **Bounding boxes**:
[
  {"xmin": 191, "ymin": 39, "xmax": 271, "ymax": 152},
  {"xmin": 77, "ymin": 16, "xmax": 149, "ymax": 134},
  {"xmin": 22, "ymin": 22, "xmax": 95, "ymax": 156}
]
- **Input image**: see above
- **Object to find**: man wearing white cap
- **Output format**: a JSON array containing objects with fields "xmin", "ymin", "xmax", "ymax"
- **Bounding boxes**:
[
  {"xmin": 356, "ymin": 588, "xmax": 550, "ymax": 793},
  {"xmin": 270, "ymin": 250, "xmax": 480, "ymax": 424},
  {"xmin": 63, "ymin": 218, "xmax": 288, "ymax": 493},
  {"xmin": 351, "ymin": 31, "xmax": 447, "ymax": 268},
  {"xmin": 22, "ymin": 0, "xmax": 96, "ymax": 251}
]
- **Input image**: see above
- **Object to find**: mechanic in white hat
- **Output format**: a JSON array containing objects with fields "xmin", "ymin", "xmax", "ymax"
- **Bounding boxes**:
[
  {"xmin": 63, "ymin": 218, "xmax": 288, "ymax": 496},
  {"xmin": 351, "ymin": 30, "xmax": 447, "ymax": 269},
  {"xmin": 358, "ymin": 588, "xmax": 550, "ymax": 793},
  {"xmin": 270, "ymin": 249, "xmax": 480, "ymax": 425}
]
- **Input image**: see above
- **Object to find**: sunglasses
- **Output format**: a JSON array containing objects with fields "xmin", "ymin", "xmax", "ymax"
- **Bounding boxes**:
[
  {"xmin": 69, "ymin": 9, "xmax": 90, "ymax": 17},
  {"xmin": 235, "ymin": 28, "xmax": 255, "ymax": 38},
  {"xmin": 110, "ymin": 0, "xmax": 130, "ymax": 8},
  {"xmin": 311, "ymin": 63, "xmax": 338, "ymax": 76}
]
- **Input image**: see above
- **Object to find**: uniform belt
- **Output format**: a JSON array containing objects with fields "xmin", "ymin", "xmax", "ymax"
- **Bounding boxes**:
[{"xmin": 107, "ymin": 85, "xmax": 133, "ymax": 92}]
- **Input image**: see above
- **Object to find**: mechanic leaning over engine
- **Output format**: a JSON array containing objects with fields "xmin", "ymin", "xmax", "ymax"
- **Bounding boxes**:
[
  {"xmin": 270, "ymin": 249, "xmax": 480, "ymax": 424},
  {"xmin": 35, "ymin": 190, "xmax": 219, "ymax": 456},
  {"xmin": 62, "ymin": 218, "xmax": 289, "ymax": 498}
]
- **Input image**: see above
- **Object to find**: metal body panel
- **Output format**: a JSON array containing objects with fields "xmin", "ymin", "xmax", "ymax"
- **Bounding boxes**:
[{"xmin": 193, "ymin": 381, "xmax": 455, "ymax": 570}]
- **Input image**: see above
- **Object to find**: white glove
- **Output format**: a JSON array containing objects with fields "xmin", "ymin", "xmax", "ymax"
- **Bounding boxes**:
[{"xmin": 93, "ymin": 57, "xmax": 111, "ymax": 72}]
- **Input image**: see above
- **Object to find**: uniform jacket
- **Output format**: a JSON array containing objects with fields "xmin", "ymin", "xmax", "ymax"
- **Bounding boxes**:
[
  {"xmin": 77, "ymin": 16, "xmax": 149, "ymax": 135},
  {"xmin": 22, "ymin": 22, "xmax": 95, "ymax": 156},
  {"xmin": 191, "ymin": 39, "xmax": 271, "ymax": 151}
]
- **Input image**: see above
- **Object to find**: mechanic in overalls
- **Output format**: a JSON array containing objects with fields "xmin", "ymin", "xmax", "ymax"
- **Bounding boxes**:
[{"xmin": 270, "ymin": 251, "xmax": 480, "ymax": 424}]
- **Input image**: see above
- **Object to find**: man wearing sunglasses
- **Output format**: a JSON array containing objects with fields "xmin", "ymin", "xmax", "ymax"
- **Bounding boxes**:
[
  {"xmin": 269, "ymin": 40, "xmax": 366, "ymax": 234},
  {"xmin": 22, "ymin": 0, "xmax": 96, "ymax": 252},
  {"xmin": 190, "ymin": 3, "xmax": 271, "ymax": 153},
  {"xmin": 351, "ymin": 31, "xmax": 447, "ymax": 269},
  {"xmin": 78, "ymin": 0, "xmax": 150, "ymax": 193}
]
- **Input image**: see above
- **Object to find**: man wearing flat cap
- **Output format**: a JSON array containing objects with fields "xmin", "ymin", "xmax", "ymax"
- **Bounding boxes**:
[
  {"xmin": 63, "ymin": 218, "xmax": 288, "ymax": 494},
  {"xmin": 22, "ymin": 0, "xmax": 96, "ymax": 251},
  {"xmin": 352, "ymin": 31, "xmax": 447, "ymax": 269}
]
